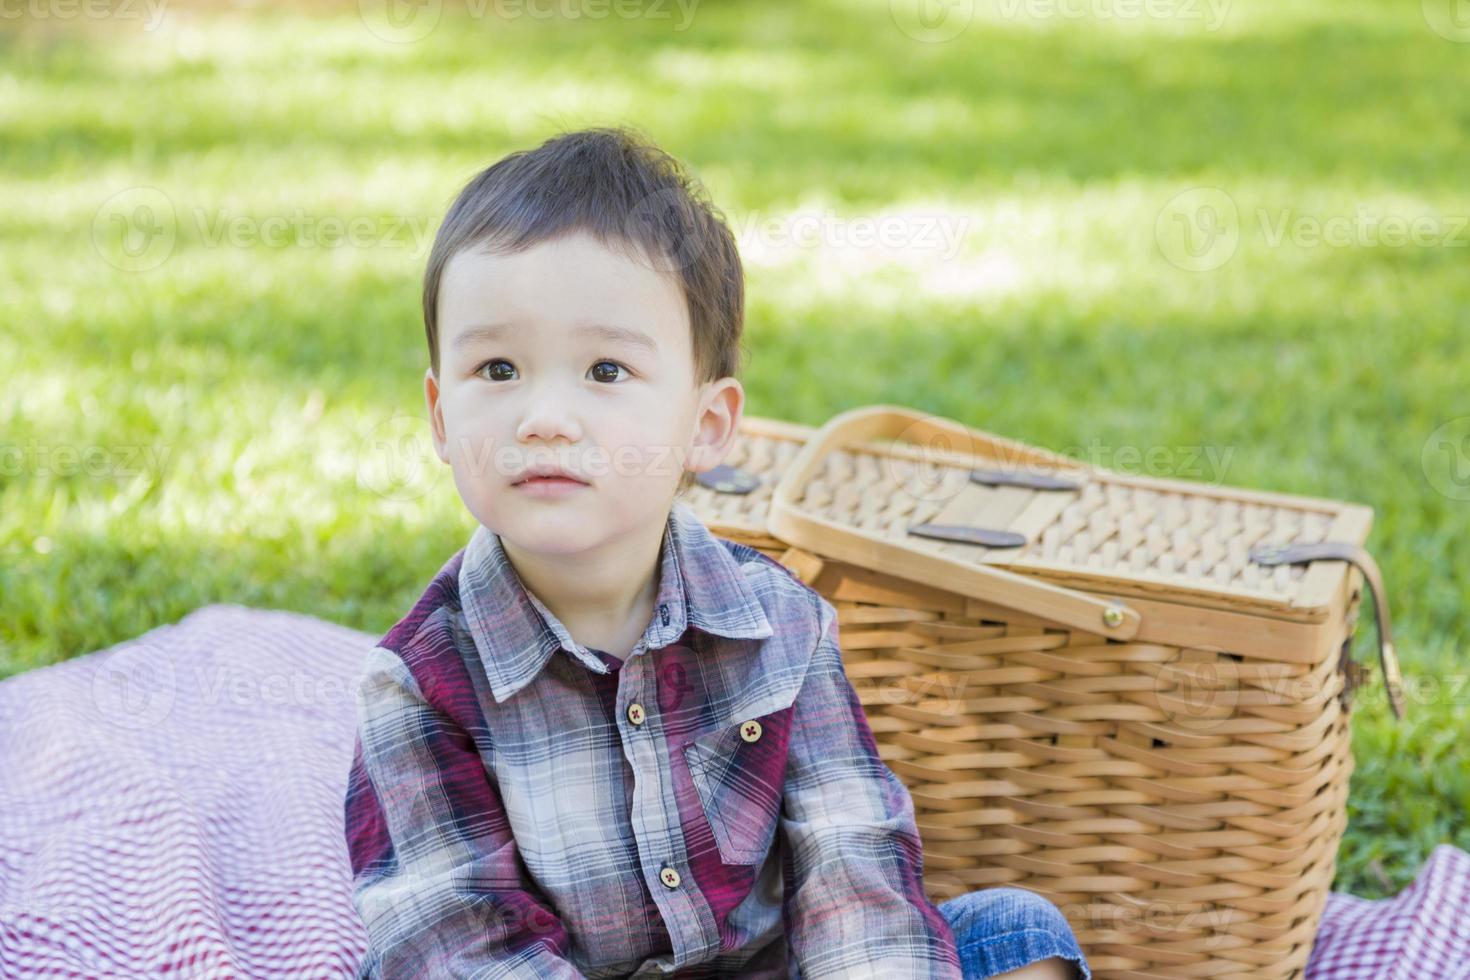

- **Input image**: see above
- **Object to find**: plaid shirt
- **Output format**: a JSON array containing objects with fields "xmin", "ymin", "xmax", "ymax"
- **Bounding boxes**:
[{"xmin": 343, "ymin": 500, "xmax": 962, "ymax": 979}]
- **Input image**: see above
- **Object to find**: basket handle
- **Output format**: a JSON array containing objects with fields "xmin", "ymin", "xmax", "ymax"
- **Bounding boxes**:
[
  {"xmin": 1249, "ymin": 541, "xmax": 1406, "ymax": 719},
  {"xmin": 767, "ymin": 404, "xmax": 1142, "ymax": 640}
]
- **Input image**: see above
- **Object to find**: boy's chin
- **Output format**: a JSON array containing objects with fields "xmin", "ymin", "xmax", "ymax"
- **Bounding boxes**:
[
  {"xmin": 492, "ymin": 499, "xmax": 600, "ymax": 544},
  {"xmin": 490, "ymin": 492, "xmax": 674, "ymax": 551}
]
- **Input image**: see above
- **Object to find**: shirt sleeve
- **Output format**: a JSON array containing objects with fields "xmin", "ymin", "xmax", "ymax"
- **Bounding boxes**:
[
  {"xmin": 779, "ymin": 595, "xmax": 963, "ymax": 979},
  {"xmin": 343, "ymin": 645, "xmax": 585, "ymax": 980}
]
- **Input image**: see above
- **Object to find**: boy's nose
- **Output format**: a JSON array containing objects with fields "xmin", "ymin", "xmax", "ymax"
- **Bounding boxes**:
[{"xmin": 515, "ymin": 408, "xmax": 582, "ymax": 447}]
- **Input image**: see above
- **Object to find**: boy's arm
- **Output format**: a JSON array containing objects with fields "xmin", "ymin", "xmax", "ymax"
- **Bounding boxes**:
[
  {"xmin": 779, "ymin": 595, "xmax": 963, "ymax": 979},
  {"xmin": 344, "ymin": 646, "xmax": 584, "ymax": 980}
]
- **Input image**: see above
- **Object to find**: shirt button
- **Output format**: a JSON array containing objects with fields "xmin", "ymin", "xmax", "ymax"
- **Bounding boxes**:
[
  {"xmin": 659, "ymin": 866, "xmax": 681, "ymax": 889},
  {"xmin": 740, "ymin": 720, "xmax": 762, "ymax": 743},
  {"xmin": 659, "ymin": 603, "xmax": 670, "ymax": 626},
  {"xmin": 627, "ymin": 702, "xmax": 646, "ymax": 726}
]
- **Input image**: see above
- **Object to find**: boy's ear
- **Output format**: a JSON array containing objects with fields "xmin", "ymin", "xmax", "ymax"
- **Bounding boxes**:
[
  {"xmin": 688, "ymin": 378, "xmax": 744, "ymax": 476},
  {"xmin": 424, "ymin": 367, "xmax": 449, "ymax": 464}
]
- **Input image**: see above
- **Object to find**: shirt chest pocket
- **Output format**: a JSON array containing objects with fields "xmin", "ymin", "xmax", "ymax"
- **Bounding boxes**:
[{"xmin": 681, "ymin": 704, "xmax": 796, "ymax": 865}]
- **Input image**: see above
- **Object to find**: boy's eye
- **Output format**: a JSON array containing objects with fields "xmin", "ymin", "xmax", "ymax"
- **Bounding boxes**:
[
  {"xmin": 589, "ymin": 360, "xmax": 630, "ymax": 384},
  {"xmin": 477, "ymin": 358, "xmax": 516, "ymax": 382},
  {"xmin": 474, "ymin": 358, "xmax": 632, "ymax": 384}
]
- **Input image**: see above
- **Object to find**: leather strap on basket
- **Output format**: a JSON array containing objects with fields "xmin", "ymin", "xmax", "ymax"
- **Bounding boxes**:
[
  {"xmin": 1249, "ymin": 541, "xmax": 1406, "ymax": 720},
  {"xmin": 696, "ymin": 463, "xmax": 761, "ymax": 494},
  {"xmin": 908, "ymin": 523, "xmax": 1029, "ymax": 549},
  {"xmin": 969, "ymin": 467, "xmax": 1084, "ymax": 491}
]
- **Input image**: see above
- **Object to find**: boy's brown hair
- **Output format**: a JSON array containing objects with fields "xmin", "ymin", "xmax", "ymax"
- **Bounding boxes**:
[{"xmin": 421, "ymin": 126, "xmax": 747, "ymax": 497}]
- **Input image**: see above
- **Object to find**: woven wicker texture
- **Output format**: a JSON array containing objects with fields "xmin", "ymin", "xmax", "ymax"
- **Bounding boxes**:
[
  {"xmin": 785, "ymin": 406, "xmax": 1372, "ymax": 620},
  {"xmin": 797, "ymin": 552, "xmax": 1359, "ymax": 980},
  {"xmin": 812, "ymin": 455, "xmax": 1338, "ymax": 601},
  {"xmin": 688, "ymin": 407, "xmax": 1378, "ymax": 980}
]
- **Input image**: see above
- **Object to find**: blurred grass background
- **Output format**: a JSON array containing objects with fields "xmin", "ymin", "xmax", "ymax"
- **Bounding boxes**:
[{"xmin": 1, "ymin": 0, "xmax": 1467, "ymax": 898}]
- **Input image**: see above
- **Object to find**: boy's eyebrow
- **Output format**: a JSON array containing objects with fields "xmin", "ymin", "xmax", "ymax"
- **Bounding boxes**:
[{"xmin": 452, "ymin": 322, "xmax": 660, "ymax": 356}]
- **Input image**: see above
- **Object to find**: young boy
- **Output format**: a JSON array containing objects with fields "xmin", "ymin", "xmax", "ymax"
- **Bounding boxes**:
[{"xmin": 342, "ymin": 126, "xmax": 1089, "ymax": 980}]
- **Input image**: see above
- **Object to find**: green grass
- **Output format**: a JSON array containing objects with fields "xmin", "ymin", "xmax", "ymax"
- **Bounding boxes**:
[{"xmin": 2, "ymin": 0, "xmax": 1467, "ymax": 899}]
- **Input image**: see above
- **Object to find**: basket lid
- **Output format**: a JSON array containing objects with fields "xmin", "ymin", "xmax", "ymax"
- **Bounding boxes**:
[{"xmin": 761, "ymin": 404, "xmax": 1374, "ymax": 622}]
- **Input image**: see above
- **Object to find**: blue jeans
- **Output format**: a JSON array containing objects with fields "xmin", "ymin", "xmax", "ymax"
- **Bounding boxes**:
[{"xmin": 937, "ymin": 887, "xmax": 1092, "ymax": 980}]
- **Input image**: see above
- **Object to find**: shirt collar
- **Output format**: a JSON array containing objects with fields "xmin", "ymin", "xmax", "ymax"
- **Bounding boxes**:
[{"xmin": 460, "ymin": 500, "xmax": 775, "ymax": 704}]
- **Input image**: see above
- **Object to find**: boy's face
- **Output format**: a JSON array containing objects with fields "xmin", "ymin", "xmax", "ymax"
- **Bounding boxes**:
[{"xmin": 425, "ymin": 229, "xmax": 742, "ymax": 556}]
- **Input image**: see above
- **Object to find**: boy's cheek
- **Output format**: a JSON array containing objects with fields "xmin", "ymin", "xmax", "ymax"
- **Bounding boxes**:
[{"xmin": 442, "ymin": 427, "xmax": 509, "ymax": 484}]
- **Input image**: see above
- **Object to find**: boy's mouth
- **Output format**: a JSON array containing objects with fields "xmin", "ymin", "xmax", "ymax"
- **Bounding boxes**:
[
  {"xmin": 513, "ymin": 474, "xmax": 590, "ymax": 498},
  {"xmin": 512, "ymin": 465, "xmax": 590, "ymax": 487}
]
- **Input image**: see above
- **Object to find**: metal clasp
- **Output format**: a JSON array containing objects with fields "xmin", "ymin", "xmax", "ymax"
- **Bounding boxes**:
[{"xmin": 1249, "ymin": 541, "xmax": 1405, "ymax": 720}]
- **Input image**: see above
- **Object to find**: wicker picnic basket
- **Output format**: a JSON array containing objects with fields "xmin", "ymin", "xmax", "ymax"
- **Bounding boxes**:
[{"xmin": 683, "ymin": 404, "xmax": 1404, "ymax": 980}]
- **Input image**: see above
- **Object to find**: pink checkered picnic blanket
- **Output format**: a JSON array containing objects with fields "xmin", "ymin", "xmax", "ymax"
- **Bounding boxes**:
[{"xmin": 1, "ymin": 604, "xmax": 1466, "ymax": 978}]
